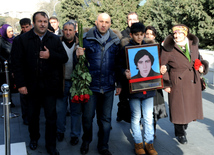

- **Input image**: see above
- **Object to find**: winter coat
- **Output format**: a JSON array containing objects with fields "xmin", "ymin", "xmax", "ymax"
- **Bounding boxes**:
[
  {"xmin": 12, "ymin": 29, "xmax": 68, "ymax": 96},
  {"xmin": 121, "ymin": 26, "xmax": 131, "ymax": 38},
  {"xmin": 161, "ymin": 33, "xmax": 209, "ymax": 124},
  {"xmin": 0, "ymin": 37, "xmax": 12, "ymax": 72},
  {"xmin": 82, "ymin": 27, "xmax": 122, "ymax": 93}
]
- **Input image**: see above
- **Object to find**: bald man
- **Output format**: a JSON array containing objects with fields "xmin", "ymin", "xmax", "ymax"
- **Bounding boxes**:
[{"xmin": 76, "ymin": 13, "xmax": 121, "ymax": 155}]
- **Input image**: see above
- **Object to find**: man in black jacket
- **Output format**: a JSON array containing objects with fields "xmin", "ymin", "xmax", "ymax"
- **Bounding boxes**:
[
  {"xmin": 11, "ymin": 11, "xmax": 68, "ymax": 155},
  {"xmin": 121, "ymin": 12, "xmax": 139, "ymax": 38}
]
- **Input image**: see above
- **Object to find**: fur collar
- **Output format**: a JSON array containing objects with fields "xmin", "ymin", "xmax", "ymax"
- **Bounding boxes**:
[
  {"xmin": 163, "ymin": 33, "xmax": 199, "ymax": 52},
  {"xmin": 120, "ymin": 37, "xmax": 156, "ymax": 47}
]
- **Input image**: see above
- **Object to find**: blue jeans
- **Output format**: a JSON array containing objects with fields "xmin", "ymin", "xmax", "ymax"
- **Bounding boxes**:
[
  {"xmin": 82, "ymin": 91, "xmax": 114, "ymax": 151},
  {"xmin": 56, "ymin": 80, "xmax": 82, "ymax": 138},
  {"xmin": 129, "ymin": 97, "xmax": 154, "ymax": 144}
]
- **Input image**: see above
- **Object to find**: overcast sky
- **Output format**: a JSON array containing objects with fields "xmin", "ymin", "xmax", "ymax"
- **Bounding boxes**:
[{"xmin": 0, "ymin": 0, "xmax": 50, "ymax": 12}]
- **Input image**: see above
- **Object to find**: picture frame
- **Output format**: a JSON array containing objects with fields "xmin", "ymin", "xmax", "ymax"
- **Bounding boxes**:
[{"xmin": 125, "ymin": 43, "xmax": 163, "ymax": 93}]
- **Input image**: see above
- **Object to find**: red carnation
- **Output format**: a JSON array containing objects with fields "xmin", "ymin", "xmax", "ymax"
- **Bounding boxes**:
[
  {"xmin": 71, "ymin": 95, "xmax": 80, "ymax": 103},
  {"xmin": 84, "ymin": 94, "xmax": 90, "ymax": 103},
  {"xmin": 194, "ymin": 59, "xmax": 202, "ymax": 71},
  {"xmin": 79, "ymin": 94, "xmax": 85, "ymax": 102}
]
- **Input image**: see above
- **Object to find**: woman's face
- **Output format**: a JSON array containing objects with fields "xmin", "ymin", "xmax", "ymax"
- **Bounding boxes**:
[
  {"xmin": 145, "ymin": 29, "xmax": 155, "ymax": 40},
  {"xmin": 137, "ymin": 55, "xmax": 152, "ymax": 77},
  {"xmin": 173, "ymin": 32, "xmax": 185, "ymax": 42},
  {"xmin": 6, "ymin": 27, "xmax": 13, "ymax": 38}
]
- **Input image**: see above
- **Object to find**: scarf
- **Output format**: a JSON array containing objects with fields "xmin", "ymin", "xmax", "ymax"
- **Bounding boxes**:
[
  {"xmin": 94, "ymin": 26, "xmax": 110, "ymax": 45},
  {"xmin": 174, "ymin": 37, "xmax": 191, "ymax": 62},
  {"xmin": 0, "ymin": 24, "xmax": 14, "ymax": 44}
]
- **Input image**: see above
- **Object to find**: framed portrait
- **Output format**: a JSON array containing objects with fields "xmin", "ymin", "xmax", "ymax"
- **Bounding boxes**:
[{"xmin": 125, "ymin": 43, "xmax": 163, "ymax": 93}]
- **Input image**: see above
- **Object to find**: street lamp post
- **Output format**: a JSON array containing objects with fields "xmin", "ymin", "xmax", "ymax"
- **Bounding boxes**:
[{"xmin": 52, "ymin": 1, "xmax": 61, "ymax": 16}]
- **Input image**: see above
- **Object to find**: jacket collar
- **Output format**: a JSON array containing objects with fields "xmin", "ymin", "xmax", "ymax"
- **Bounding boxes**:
[
  {"xmin": 84, "ymin": 26, "xmax": 120, "ymax": 45},
  {"xmin": 28, "ymin": 28, "xmax": 53, "ymax": 41},
  {"xmin": 163, "ymin": 33, "xmax": 199, "ymax": 52}
]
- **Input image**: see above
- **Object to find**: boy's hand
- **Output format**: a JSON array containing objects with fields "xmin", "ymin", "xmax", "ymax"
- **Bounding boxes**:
[{"xmin": 125, "ymin": 69, "xmax": 131, "ymax": 79}]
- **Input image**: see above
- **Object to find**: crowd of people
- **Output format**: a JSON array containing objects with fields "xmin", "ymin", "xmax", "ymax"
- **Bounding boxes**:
[{"xmin": 0, "ymin": 11, "xmax": 208, "ymax": 155}]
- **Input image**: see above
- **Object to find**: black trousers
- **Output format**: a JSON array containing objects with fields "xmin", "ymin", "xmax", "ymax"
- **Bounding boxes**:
[
  {"xmin": 20, "ymin": 94, "xmax": 28, "ymax": 121},
  {"xmin": 174, "ymin": 124, "xmax": 188, "ymax": 136},
  {"xmin": 27, "ymin": 93, "xmax": 57, "ymax": 149}
]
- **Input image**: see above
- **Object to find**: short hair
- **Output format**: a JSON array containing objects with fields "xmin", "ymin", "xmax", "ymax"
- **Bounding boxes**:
[
  {"xmin": 130, "ymin": 22, "xmax": 145, "ymax": 34},
  {"xmin": 49, "ymin": 16, "xmax": 58, "ymax": 21},
  {"xmin": 63, "ymin": 21, "xmax": 76, "ymax": 31},
  {"xmin": 134, "ymin": 49, "xmax": 154, "ymax": 66},
  {"xmin": 145, "ymin": 26, "xmax": 157, "ymax": 37},
  {"xmin": 127, "ymin": 12, "xmax": 138, "ymax": 19},
  {"xmin": 32, "ymin": 11, "xmax": 48, "ymax": 23},
  {"xmin": 19, "ymin": 18, "xmax": 31, "ymax": 26}
]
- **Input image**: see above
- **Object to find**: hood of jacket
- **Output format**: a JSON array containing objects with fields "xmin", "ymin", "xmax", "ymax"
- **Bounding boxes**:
[{"xmin": 83, "ymin": 26, "xmax": 122, "ymax": 44}]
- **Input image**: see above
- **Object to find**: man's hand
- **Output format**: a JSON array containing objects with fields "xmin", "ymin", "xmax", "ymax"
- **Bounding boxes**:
[
  {"xmin": 164, "ymin": 87, "xmax": 171, "ymax": 93},
  {"xmin": 160, "ymin": 65, "xmax": 167, "ymax": 74},
  {"xmin": 40, "ymin": 46, "xmax": 50, "ymax": 59},
  {"xmin": 18, "ymin": 86, "xmax": 28, "ymax": 95},
  {"xmin": 125, "ymin": 69, "xmax": 131, "ymax": 79},
  {"xmin": 76, "ymin": 47, "xmax": 85, "ymax": 58},
  {"xmin": 115, "ymin": 88, "xmax": 121, "ymax": 96}
]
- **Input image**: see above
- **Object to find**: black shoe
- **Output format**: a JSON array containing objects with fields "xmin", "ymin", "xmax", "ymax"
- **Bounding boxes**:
[
  {"xmin": 177, "ymin": 135, "xmax": 187, "ymax": 144},
  {"xmin": 29, "ymin": 140, "xmax": 38, "ymax": 150},
  {"xmin": 47, "ymin": 148, "xmax": 60, "ymax": 155},
  {"xmin": 56, "ymin": 132, "xmax": 64, "ymax": 142},
  {"xmin": 98, "ymin": 149, "xmax": 112, "ymax": 155},
  {"xmin": 80, "ymin": 142, "xmax": 89, "ymax": 154},
  {"xmin": 70, "ymin": 137, "xmax": 79, "ymax": 146}
]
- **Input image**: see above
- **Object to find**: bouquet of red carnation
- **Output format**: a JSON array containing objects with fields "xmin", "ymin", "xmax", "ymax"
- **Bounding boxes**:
[
  {"xmin": 194, "ymin": 59, "xmax": 202, "ymax": 71},
  {"xmin": 70, "ymin": 22, "xmax": 93, "ymax": 103}
]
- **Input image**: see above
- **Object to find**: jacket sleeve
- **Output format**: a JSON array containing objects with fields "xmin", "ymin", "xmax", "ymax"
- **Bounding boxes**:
[
  {"xmin": 11, "ymin": 36, "xmax": 27, "ymax": 89},
  {"xmin": 160, "ymin": 49, "xmax": 172, "ymax": 88}
]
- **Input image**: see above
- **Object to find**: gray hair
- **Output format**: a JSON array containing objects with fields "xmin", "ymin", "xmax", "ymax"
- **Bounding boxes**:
[{"xmin": 63, "ymin": 21, "xmax": 76, "ymax": 31}]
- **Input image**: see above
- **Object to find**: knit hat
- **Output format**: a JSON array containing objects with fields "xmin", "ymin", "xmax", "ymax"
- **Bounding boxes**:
[{"xmin": 172, "ymin": 24, "xmax": 189, "ymax": 36}]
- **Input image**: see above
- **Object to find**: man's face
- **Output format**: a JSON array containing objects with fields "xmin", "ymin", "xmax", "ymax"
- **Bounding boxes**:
[
  {"xmin": 6, "ymin": 27, "xmax": 13, "ymax": 38},
  {"xmin": 95, "ymin": 14, "xmax": 111, "ymax": 35},
  {"xmin": 145, "ymin": 29, "xmax": 155, "ymax": 40},
  {"xmin": 33, "ymin": 13, "xmax": 48, "ymax": 36},
  {"xmin": 49, "ymin": 19, "xmax": 59, "ymax": 31},
  {"xmin": 63, "ymin": 24, "xmax": 76, "ymax": 42},
  {"xmin": 137, "ymin": 55, "xmax": 152, "ymax": 77},
  {"xmin": 21, "ymin": 24, "xmax": 32, "ymax": 33},
  {"xmin": 130, "ymin": 32, "xmax": 144, "ymax": 45},
  {"xmin": 127, "ymin": 14, "xmax": 139, "ymax": 27}
]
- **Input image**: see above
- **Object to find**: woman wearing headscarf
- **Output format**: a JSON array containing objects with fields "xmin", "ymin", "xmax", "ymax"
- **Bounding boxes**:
[
  {"xmin": 161, "ymin": 24, "xmax": 209, "ymax": 144},
  {"xmin": 0, "ymin": 24, "xmax": 15, "ymax": 106},
  {"xmin": 0, "ymin": 24, "xmax": 14, "ymax": 72}
]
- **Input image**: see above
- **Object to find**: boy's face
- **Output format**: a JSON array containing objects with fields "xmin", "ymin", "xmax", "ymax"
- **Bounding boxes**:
[{"xmin": 130, "ymin": 32, "xmax": 144, "ymax": 45}]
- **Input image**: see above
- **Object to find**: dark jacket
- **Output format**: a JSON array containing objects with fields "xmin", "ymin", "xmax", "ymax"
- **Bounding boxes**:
[
  {"xmin": 11, "ymin": 29, "xmax": 68, "ymax": 96},
  {"xmin": 121, "ymin": 26, "xmax": 131, "ymax": 38},
  {"xmin": 0, "ymin": 37, "xmax": 12, "ymax": 71},
  {"xmin": 82, "ymin": 26, "xmax": 121, "ymax": 93},
  {"xmin": 120, "ymin": 39, "xmax": 156, "ymax": 99}
]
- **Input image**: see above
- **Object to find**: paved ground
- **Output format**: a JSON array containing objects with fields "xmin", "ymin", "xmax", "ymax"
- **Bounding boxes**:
[{"xmin": 0, "ymin": 84, "xmax": 214, "ymax": 155}]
